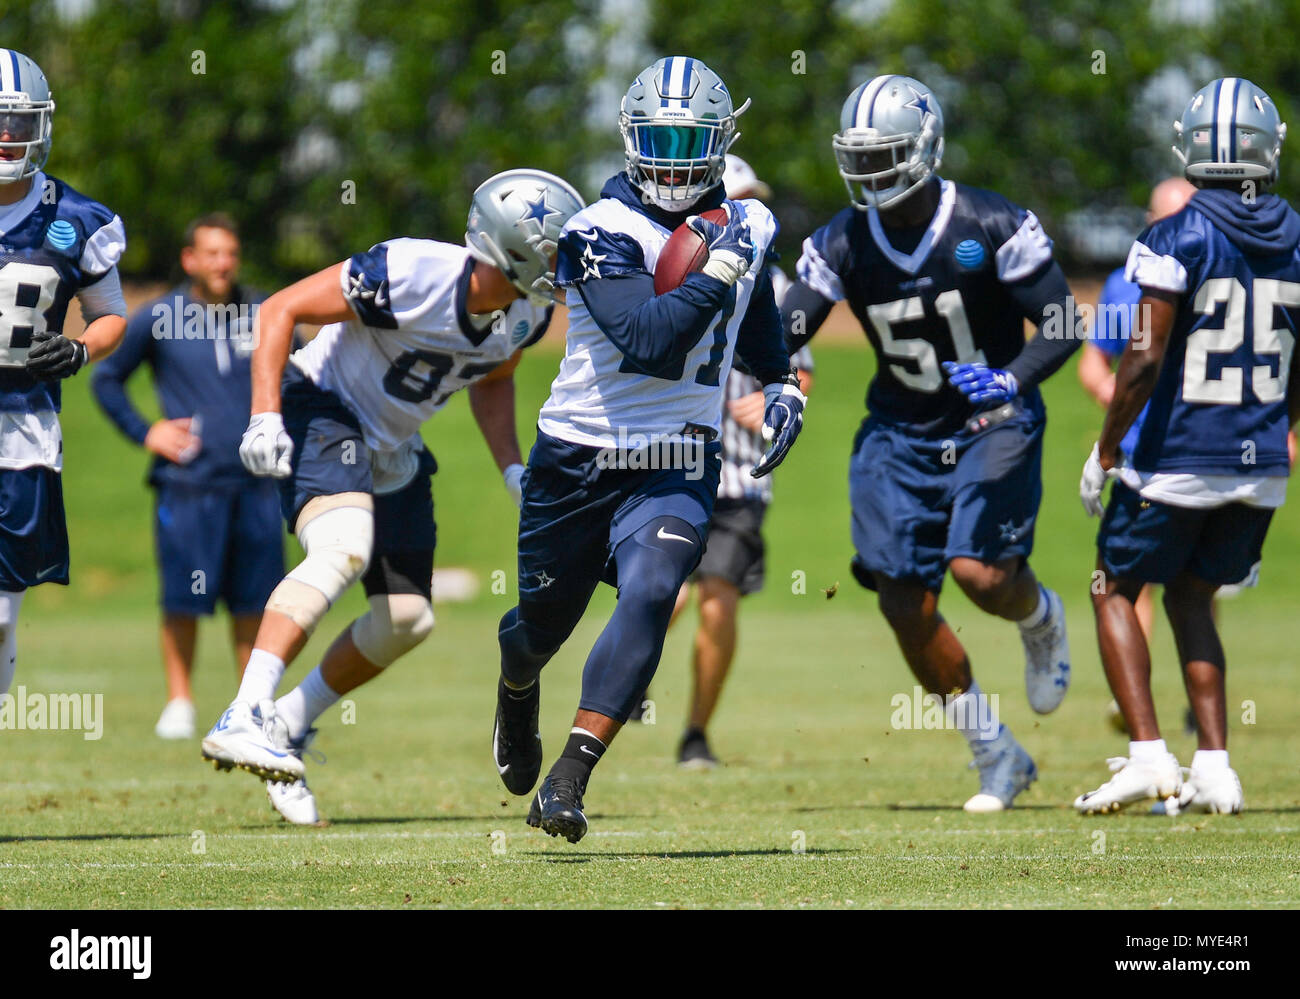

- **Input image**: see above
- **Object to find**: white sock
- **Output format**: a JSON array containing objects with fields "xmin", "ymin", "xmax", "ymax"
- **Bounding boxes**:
[
  {"xmin": 1191, "ymin": 749, "xmax": 1230, "ymax": 772},
  {"xmin": 236, "ymin": 649, "xmax": 286, "ymax": 704},
  {"xmin": 947, "ymin": 681, "xmax": 1003, "ymax": 746},
  {"xmin": 1017, "ymin": 585, "xmax": 1050, "ymax": 629},
  {"xmin": 275, "ymin": 666, "xmax": 340, "ymax": 743},
  {"xmin": 1129, "ymin": 738, "xmax": 1169, "ymax": 763},
  {"xmin": 0, "ymin": 590, "xmax": 24, "ymax": 698}
]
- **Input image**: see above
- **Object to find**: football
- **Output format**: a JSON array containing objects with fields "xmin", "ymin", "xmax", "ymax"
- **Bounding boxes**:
[{"xmin": 653, "ymin": 207, "xmax": 728, "ymax": 294}]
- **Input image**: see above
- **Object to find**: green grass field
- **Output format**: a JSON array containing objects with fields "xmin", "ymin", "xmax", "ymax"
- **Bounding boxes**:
[{"xmin": 3, "ymin": 339, "xmax": 1299, "ymax": 909}]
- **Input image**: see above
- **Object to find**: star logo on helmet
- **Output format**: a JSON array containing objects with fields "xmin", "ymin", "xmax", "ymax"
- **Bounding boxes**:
[
  {"xmin": 580, "ymin": 243, "xmax": 606, "ymax": 280},
  {"xmin": 519, "ymin": 189, "xmax": 560, "ymax": 228},
  {"xmin": 903, "ymin": 86, "xmax": 932, "ymax": 118}
]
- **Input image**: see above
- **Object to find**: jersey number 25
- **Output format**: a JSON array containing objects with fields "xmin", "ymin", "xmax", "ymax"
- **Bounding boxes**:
[{"xmin": 1184, "ymin": 277, "xmax": 1297, "ymax": 404}]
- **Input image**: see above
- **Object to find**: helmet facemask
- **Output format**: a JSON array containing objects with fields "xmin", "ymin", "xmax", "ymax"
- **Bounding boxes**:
[
  {"xmin": 0, "ymin": 100, "xmax": 53, "ymax": 184},
  {"xmin": 620, "ymin": 108, "xmax": 743, "ymax": 211},
  {"xmin": 834, "ymin": 114, "xmax": 943, "ymax": 211}
]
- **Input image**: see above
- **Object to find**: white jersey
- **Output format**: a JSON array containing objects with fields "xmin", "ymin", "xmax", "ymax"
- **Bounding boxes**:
[
  {"xmin": 291, "ymin": 238, "xmax": 550, "ymax": 452},
  {"xmin": 537, "ymin": 196, "xmax": 779, "ymax": 448}
]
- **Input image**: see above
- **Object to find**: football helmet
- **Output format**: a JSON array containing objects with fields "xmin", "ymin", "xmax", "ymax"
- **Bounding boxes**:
[
  {"xmin": 1173, "ymin": 77, "xmax": 1286, "ymax": 186},
  {"xmin": 0, "ymin": 48, "xmax": 53, "ymax": 185},
  {"xmin": 620, "ymin": 56, "xmax": 750, "ymax": 212},
  {"xmin": 833, "ymin": 75, "xmax": 943, "ymax": 211},
  {"xmin": 465, "ymin": 169, "xmax": 585, "ymax": 306}
]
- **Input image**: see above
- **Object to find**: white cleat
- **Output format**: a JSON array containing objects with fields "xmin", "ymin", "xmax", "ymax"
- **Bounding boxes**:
[
  {"xmin": 1074, "ymin": 753, "xmax": 1182, "ymax": 814},
  {"xmin": 1020, "ymin": 586, "xmax": 1070, "ymax": 714},
  {"xmin": 200, "ymin": 699, "xmax": 305, "ymax": 784},
  {"xmin": 963, "ymin": 727, "xmax": 1037, "ymax": 812},
  {"xmin": 1169, "ymin": 766, "xmax": 1243, "ymax": 815},
  {"xmin": 268, "ymin": 778, "xmax": 321, "ymax": 825},
  {"xmin": 155, "ymin": 697, "xmax": 196, "ymax": 740}
]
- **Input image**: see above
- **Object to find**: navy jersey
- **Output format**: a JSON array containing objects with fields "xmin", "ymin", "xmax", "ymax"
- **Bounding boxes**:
[
  {"xmin": 797, "ymin": 179, "xmax": 1054, "ymax": 436},
  {"xmin": 91, "ymin": 284, "xmax": 269, "ymax": 488},
  {"xmin": 0, "ymin": 171, "xmax": 126, "ymax": 414},
  {"xmin": 1125, "ymin": 190, "xmax": 1300, "ymax": 476}
]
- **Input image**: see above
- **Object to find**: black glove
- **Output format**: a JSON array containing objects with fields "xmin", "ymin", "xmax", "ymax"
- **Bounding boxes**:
[{"xmin": 25, "ymin": 331, "xmax": 89, "ymax": 381}]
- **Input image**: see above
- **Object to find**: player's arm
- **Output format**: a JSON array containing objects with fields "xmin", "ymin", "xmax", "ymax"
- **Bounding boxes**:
[
  {"xmin": 782, "ymin": 228, "xmax": 843, "ymax": 353},
  {"xmin": 239, "ymin": 263, "xmax": 356, "ymax": 479},
  {"xmin": 250, "ymin": 263, "xmax": 356, "ymax": 414},
  {"xmin": 734, "ymin": 266, "xmax": 806, "ymax": 477},
  {"xmin": 1097, "ymin": 290, "xmax": 1176, "ymax": 469},
  {"xmin": 468, "ymin": 351, "xmax": 526, "ymax": 506},
  {"xmin": 1005, "ymin": 261, "xmax": 1085, "ymax": 387},
  {"xmin": 25, "ymin": 267, "xmax": 128, "ymax": 380}
]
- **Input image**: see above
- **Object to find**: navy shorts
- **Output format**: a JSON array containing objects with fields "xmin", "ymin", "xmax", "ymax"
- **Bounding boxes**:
[
  {"xmin": 849, "ymin": 403, "xmax": 1044, "ymax": 593},
  {"xmin": 155, "ymin": 480, "xmax": 284, "ymax": 615},
  {"xmin": 516, "ymin": 430, "xmax": 721, "ymax": 602},
  {"xmin": 279, "ymin": 366, "xmax": 437, "ymax": 600},
  {"xmin": 1097, "ymin": 481, "xmax": 1275, "ymax": 586},
  {"xmin": 278, "ymin": 365, "xmax": 373, "ymax": 527},
  {"xmin": 0, "ymin": 466, "xmax": 69, "ymax": 591}
]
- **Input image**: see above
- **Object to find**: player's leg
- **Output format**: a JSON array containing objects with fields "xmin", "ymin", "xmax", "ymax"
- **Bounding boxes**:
[
  {"xmin": 494, "ymin": 434, "xmax": 611, "ymax": 796},
  {"xmin": 201, "ymin": 376, "xmax": 374, "ymax": 782},
  {"xmin": 0, "ymin": 589, "xmax": 24, "ymax": 698},
  {"xmin": 946, "ymin": 408, "xmax": 1069, "ymax": 714},
  {"xmin": 530, "ymin": 513, "xmax": 706, "ymax": 842},
  {"xmin": 1076, "ymin": 484, "xmax": 1190, "ymax": 813},
  {"xmin": 0, "ymin": 465, "xmax": 69, "ymax": 696},
  {"xmin": 850, "ymin": 422, "xmax": 1034, "ymax": 810},
  {"xmin": 1105, "ymin": 584, "xmax": 1158, "ymax": 735},
  {"xmin": 1164, "ymin": 504, "xmax": 1273, "ymax": 814}
]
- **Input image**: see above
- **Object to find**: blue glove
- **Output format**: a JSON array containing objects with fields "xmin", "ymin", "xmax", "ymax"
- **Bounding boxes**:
[
  {"xmin": 686, "ymin": 201, "xmax": 755, "ymax": 286},
  {"xmin": 943, "ymin": 361, "xmax": 1020, "ymax": 404},
  {"xmin": 751, "ymin": 378, "xmax": 806, "ymax": 478}
]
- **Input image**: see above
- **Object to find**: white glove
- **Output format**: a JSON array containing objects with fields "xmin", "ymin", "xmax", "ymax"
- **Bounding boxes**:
[
  {"xmin": 1080, "ymin": 443, "xmax": 1118, "ymax": 517},
  {"xmin": 240, "ymin": 412, "xmax": 294, "ymax": 478},
  {"xmin": 503, "ymin": 463, "xmax": 525, "ymax": 507}
]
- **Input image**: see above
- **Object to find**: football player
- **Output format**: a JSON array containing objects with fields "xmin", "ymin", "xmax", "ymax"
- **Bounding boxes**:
[
  {"xmin": 199, "ymin": 169, "xmax": 583, "ymax": 824},
  {"xmin": 1077, "ymin": 78, "xmax": 1299, "ymax": 815},
  {"xmin": 783, "ymin": 76, "xmax": 1080, "ymax": 811},
  {"xmin": 0, "ymin": 50, "xmax": 127, "ymax": 700},
  {"xmin": 491, "ymin": 57, "xmax": 805, "ymax": 842}
]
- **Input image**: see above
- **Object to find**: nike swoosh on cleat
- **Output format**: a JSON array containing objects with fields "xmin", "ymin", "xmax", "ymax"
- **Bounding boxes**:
[{"xmin": 656, "ymin": 527, "xmax": 691, "ymax": 544}]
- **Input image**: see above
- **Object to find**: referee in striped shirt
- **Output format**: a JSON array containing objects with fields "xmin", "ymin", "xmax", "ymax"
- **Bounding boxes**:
[{"xmin": 648, "ymin": 156, "xmax": 814, "ymax": 768}]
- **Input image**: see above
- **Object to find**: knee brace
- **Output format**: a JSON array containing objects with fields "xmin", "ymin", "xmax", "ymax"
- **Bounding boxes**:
[
  {"xmin": 266, "ymin": 495, "xmax": 374, "ymax": 635},
  {"xmin": 351, "ymin": 593, "xmax": 435, "ymax": 668}
]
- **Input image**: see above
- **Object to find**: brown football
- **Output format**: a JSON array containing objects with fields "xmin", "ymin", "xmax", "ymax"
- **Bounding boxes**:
[{"xmin": 653, "ymin": 208, "xmax": 728, "ymax": 295}]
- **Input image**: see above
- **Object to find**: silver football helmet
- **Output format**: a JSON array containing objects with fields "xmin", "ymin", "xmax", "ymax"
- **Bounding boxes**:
[
  {"xmin": 833, "ymin": 75, "xmax": 943, "ymax": 211},
  {"xmin": 0, "ymin": 48, "xmax": 54, "ymax": 185},
  {"xmin": 619, "ymin": 56, "xmax": 750, "ymax": 212},
  {"xmin": 465, "ymin": 169, "xmax": 585, "ymax": 306},
  {"xmin": 1173, "ymin": 78, "xmax": 1286, "ymax": 185}
]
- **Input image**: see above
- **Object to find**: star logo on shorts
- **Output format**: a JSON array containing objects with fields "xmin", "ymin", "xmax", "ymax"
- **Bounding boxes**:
[
  {"xmin": 535, "ymin": 570, "xmax": 555, "ymax": 589},
  {"xmin": 998, "ymin": 520, "xmax": 1020, "ymax": 543}
]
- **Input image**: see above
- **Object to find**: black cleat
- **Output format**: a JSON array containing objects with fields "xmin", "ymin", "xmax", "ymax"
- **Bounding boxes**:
[
  {"xmin": 526, "ymin": 774, "xmax": 588, "ymax": 843},
  {"xmin": 677, "ymin": 728, "xmax": 718, "ymax": 770},
  {"xmin": 493, "ymin": 678, "xmax": 542, "ymax": 795}
]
